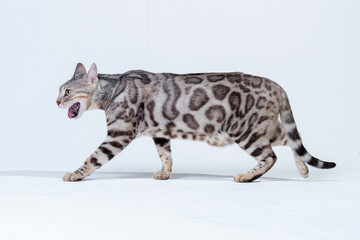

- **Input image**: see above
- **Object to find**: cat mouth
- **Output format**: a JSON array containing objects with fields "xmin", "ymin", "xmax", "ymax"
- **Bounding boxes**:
[{"xmin": 68, "ymin": 102, "xmax": 80, "ymax": 119}]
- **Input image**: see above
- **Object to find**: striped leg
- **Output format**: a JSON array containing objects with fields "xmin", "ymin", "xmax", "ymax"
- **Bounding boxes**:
[
  {"xmin": 268, "ymin": 120, "xmax": 309, "ymax": 178},
  {"xmin": 152, "ymin": 137, "xmax": 172, "ymax": 180},
  {"xmin": 63, "ymin": 123, "xmax": 135, "ymax": 181},
  {"xmin": 235, "ymin": 141, "xmax": 277, "ymax": 182}
]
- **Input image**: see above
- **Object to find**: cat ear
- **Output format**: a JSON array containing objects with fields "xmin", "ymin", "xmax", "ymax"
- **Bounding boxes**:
[
  {"xmin": 73, "ymin": 63, "xmax": 86, "ymax": 78},
  {"xmin": 84, "ymin": 63, "xmax": 98, "ymax": 85}
]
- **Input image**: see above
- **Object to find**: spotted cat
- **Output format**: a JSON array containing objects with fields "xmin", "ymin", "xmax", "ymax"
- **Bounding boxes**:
[{"xmin": 56, "ymin": 63, "xmax": 336, "ymax": 182}]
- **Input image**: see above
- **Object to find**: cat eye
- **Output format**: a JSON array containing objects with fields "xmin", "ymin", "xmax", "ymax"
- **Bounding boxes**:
[{"xmin": 65, "ymin": 89, "xmax": 72, "ymax": 96}]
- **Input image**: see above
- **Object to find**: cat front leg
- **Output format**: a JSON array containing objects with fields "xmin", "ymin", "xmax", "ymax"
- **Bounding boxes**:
[{"xmin": 63, "ymin": 124, "xmax": 136, "ymax": 181}]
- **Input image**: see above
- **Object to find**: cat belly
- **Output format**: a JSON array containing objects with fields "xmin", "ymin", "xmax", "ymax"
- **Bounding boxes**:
[{"xmin": 141, "ymin": 127, "xmax": 234, "ymax": 146}]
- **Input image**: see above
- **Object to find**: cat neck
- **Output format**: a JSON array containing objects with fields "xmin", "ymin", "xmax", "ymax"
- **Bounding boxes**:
[{"xmin": 89, "ymin": 75, "xmax": 120, "ymax": 110}]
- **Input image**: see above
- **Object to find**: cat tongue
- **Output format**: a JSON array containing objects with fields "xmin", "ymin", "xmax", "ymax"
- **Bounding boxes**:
[
  {"xmin": 68, "ymin": 102, "xmax": 80, "ymax": 119},
  {"xmin": 68, "ymin": 107, "xmax": 74, "ymax": 119}
]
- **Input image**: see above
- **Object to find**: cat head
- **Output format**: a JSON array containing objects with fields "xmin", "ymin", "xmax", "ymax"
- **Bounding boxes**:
[{"xmin": 57, "ymin": 63, "xmax": 98, "ymax": 119}]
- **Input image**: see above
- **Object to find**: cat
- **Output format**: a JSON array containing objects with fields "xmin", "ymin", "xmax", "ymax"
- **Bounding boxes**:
[{"xmin": 56, "ymin": 63, "xmax": 336, "ymax": 182}]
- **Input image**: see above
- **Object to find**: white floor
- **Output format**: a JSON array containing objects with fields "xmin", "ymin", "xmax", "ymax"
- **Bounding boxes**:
[{"xmin": 0, "ymin": 171, "xmax": 359, "ymax": 240}]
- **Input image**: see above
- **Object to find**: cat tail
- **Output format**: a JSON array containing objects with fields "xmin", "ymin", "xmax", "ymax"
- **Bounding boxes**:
[{"xmin": 279, "ymin": 90, "xmax": 336, "ymax": 169}]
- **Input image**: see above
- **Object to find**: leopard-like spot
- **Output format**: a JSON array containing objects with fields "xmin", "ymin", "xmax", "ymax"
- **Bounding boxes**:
[
  {"xmin": 207, "ymin": 74, "xmax": 225, "ymax": 82},
  {"xmin": 189, "ymin": 88, "xmax": 209, "ymax": 111},
  {"xmin": 256, "ymin": 96, "xmax": 267, "ymax": 109},
  {"xmin": 162, "ymin": 79, "xmax": 181, "ymax": 120},
  {"xmin": 251, "ymin": 77, "xmax": 262, "ymax": 88},
  {"xmin": 184, "ymin": 76, "xmax": 203, "ymax": 84},
  {"xmin": 183, "ymin": 114, "xmax": 200, "ymax": 130},
  {"xmin": 164, "ymin": 122, "xmax": 176, "ymax": 137},
  {"xmin": 205, "ymin": 105, "xmax": 226, "ymax": 123},
  {"xmin": 243, "ymin": 75, "xmax": 251, "ymax": 86},
  {"xmin": 245, "ymin": 94, "xmax": 255, "ymax": 114},
  {"xmin": 264, "ymin": 81, "xmax": 272, "ymax": 91},
  {"xmin": 204, "ymin": 124, "xmax": 215, "ymax": 134},
  {"xmin": 166, "ymin": 122, "xmax": 176, "ymax": 129},
  {"xmin": 227, "ymin": 74, "xmax": 242, "ymax": 83},
  {"xmin": 212, "ymin": 84, "xmax": 230, "ymax": 100},
  {"xmin": 266, "ymin": 101, "xmax": 275, "ymax": 110},
  {"xmin": 228, "ymin": 92, "xmax": 241, "ymax": 110}
]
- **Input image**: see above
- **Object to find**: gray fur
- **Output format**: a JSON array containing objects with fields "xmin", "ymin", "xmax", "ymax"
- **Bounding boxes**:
[{"xmin": 57, "ymin": 63, "xmax": 336, "ymax": 182}]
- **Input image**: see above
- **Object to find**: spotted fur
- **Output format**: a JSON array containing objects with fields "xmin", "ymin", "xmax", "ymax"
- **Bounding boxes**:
[{"xmin": 57, "ymin": 63, "xmax": 336, "ymax": 182}]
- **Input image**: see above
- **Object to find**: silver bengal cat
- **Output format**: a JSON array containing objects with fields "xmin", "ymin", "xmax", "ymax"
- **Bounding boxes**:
[{"xmin": 56, "ymin": 63, "xmax": 336, "ymax": 182}]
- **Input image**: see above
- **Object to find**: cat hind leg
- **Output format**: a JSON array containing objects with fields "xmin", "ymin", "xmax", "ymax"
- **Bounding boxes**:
[
  {"xmin": 235, "ymin": 138, "xmax": 277, "ymax": 182},
  {"xmin": 268, "ymin": 120, "xmax": 309, "ymax": 178}
]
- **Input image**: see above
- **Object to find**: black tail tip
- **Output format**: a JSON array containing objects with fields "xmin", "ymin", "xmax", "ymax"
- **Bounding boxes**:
[
  {"xmin": 307, "ymin": 157, "xmax": 336, "ymax": 169},
  {"xmin": 322, "ymin": 161, "xmax": 336, "ymax": 169}
]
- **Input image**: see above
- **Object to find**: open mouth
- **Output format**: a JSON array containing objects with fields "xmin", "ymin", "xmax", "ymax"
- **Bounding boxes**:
[{"xmin": 68, "ymin": 102, "xmax": 80, "ymax": 119}]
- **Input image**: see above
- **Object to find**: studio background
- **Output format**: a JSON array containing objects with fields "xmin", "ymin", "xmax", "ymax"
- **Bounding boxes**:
[
  {"xmin": 0, "ymin": 0, "xmax": 359, "ymax": 178},
  {"xmin": 1, "ymin": 1, "xmax": 360, "ymax": 240}
]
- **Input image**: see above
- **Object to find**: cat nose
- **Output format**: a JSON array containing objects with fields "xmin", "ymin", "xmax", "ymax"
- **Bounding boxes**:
[{"xmin": 56, "ymin": 100, "xmax": 61, "ymax": 106}]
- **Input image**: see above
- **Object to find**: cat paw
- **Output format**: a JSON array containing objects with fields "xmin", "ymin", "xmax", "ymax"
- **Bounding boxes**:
[
  {"xmin": 234, "ymin": 173, "xmax": 254, "ymax": 183},
  {"xmin": 295, "ymin": 155, "xmax": 309, "ymax": 178},
  {"xmin": 63, "ymin": 172, "xmax": 84, "ymax": 182},
  {"xmin": 153, "ymin": 171, "xmax": 170, "ymax": 180}
]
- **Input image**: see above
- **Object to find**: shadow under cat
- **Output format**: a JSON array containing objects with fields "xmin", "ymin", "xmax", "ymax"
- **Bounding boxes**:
[{"xmin": 0, "ymin": 170, "xmax": 328, "ymax": 182}]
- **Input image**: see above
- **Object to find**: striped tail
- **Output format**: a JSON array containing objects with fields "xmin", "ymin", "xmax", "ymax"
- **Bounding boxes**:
[{"xmin": 279, "ymin": 90, "xmax": 336, "ymax": 169}]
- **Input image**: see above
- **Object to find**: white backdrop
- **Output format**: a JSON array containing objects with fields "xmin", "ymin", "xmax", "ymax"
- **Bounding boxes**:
[{"xmin": 0, "ymin": 0, "xmax": 359, "ymax": 179}]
